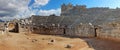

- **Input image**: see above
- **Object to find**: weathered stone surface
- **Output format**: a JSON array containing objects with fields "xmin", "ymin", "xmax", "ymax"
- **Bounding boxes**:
[
  {"xmin": 97, "ymin": 22, "xmax": 120, "ymax": 41},
  {"xmin": 66, "ymin": 24, "xmax": 95, "ymax": 37}
]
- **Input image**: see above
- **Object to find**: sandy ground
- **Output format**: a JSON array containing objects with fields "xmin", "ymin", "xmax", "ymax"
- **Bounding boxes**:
[
  {"xmin": 0, "ymin": 32, "xmax": 93, "ymax": 50},
  {"xmin": 0, "ymin": 31, "xmax": 120, "ymax": 50}
]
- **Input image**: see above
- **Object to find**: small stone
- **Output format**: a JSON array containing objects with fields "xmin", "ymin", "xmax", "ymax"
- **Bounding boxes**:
[
  {"xmin": 50, "ymin": 39, "xmax": 55, "ymax": 42},
  {"xmin": 48, "ymin": 43, "xmax": 53, "ymax": 45},
  {"xmin": 65, "ymin": 44, "xmax": 72, "ymax": 48},
  {"xmin": 42, "ymin": 38, "xmax": 45, "ymax": 40},
  {"xmin": 32, "ymin": 39, "xmax": 37, "ymax": 42},
  {"xmin": 27, "ymin": 38, "xmax": 31, "ymax": 40}
]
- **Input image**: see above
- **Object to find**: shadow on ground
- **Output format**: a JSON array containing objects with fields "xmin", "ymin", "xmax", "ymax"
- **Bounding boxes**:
[{"xmin": 82, "ymin": 38, "xmax": 120, "ymax": 50}]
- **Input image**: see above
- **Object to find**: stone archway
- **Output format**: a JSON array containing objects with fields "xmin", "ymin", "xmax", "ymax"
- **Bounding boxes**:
[{"xmin": 9, "ymin": 22, "xmax": 19, "ymax": 33}]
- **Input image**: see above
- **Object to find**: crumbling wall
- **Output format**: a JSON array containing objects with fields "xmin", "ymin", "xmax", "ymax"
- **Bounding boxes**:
[
  {"xmin": 76, "ymin": 24, "xmax": 95, "ymax": 37},
  {"xmin": 31, "ymin": 27, "xmax": 64, "ymax": 35},
  {"xmin": 65, "ymin": 28, "xmax": 76, "ymax": 37},
  {"xmin": 66, "ymin": 24, "xmax": 95, "ymax": 38},
  {"xmin": 97, "ymin": 22, "xmax": 120, "ymax": 40}
]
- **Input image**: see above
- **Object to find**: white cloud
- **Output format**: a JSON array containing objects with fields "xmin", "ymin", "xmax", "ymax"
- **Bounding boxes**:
[
  {"xmin": 39, "ymin": 8, "xmax": 61, "ymax": 16},
  {"xmin": 31, "ymin": 0, "xmax": 50, "ymax": 8},
  {"xmin": 0, "ymin": 0, "xmax": 61, "ymax": 21},
  {"xmin": 0, "ymin": 0, "xmax": 30, "ymax": 17},
  {"xmin": 35, "ymin": 0, "xmax": 49, "ymax": 5}
]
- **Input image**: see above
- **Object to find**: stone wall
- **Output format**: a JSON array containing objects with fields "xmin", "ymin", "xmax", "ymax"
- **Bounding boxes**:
[
  {"xmin": 76, "ymin": 24, "xmax": 95, "ymax": 37},
  {"xmin": 28, "ymin": 22, "xmax": 96, "ymax": 38},
  {"xmin": 31, "ymin": 26, "xmax": 64, "ymax": 35},
  {"xmin": 96, "ymin": 22, "xmax": 120, "ymax": 41},
  {"xmin": 0, "ymin": 22, "xmax": 4, "ymax": 30},
  {"xmin": 66, "ymin": 24, "xmax": 95, "ymax": 38}
]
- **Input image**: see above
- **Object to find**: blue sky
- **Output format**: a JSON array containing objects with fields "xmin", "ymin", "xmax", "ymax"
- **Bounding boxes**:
[
  {"xmin": 1, "ymin": 0, "xmax": 120, "ymax": 20},
  {"xmin": 30, "ymin": 0, "xmax": 120, "ymax": 10}
]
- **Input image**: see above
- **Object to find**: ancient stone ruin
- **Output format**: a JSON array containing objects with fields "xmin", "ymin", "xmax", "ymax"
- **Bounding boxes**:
[{"xmin": 18, "ymin": 3, "xmax": 120, "ymax": 41}]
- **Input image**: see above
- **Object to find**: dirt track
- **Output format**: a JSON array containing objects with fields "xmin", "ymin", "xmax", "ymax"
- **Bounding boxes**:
[{"xmin": 0, "ymin": 32, "xmax": 93, "ymax": 50}]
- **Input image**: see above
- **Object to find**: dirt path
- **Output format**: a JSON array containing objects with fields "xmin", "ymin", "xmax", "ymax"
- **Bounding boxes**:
[
  {"xmin": 82, "ymin": 38, "xmax": 120, "ymax": 50},
  {"xmin": 0, "ymin": 32, "xmax": 93, "ymax": 50}
]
